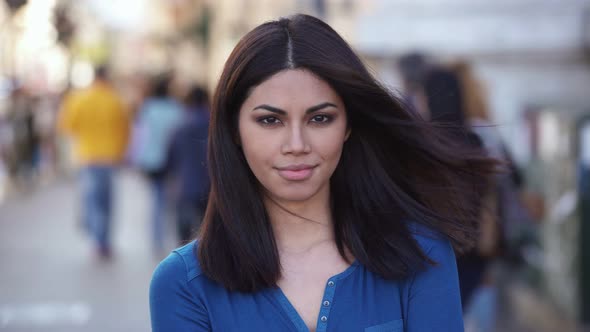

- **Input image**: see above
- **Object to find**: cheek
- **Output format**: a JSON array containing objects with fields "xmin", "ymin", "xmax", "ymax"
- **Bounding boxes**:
[
  {"xmin": 240, "ymin": 130, "xmax": 262, "ymax": 152},
  {"xmin": 239, "ymin": 123, "xmax": 273, "ymax": 168},
  {"xmin": 313, "ymin": 128, "xmax": 348, "ymax": 160},
  {"xmin": 238, "ymin": 115, "xmax": 255, "ymax": 147}
]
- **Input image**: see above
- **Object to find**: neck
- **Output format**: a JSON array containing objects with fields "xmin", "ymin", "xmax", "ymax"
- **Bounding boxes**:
[{"xmin": 264, "ymin": 190, "xmax": 334, "ymax": 255}]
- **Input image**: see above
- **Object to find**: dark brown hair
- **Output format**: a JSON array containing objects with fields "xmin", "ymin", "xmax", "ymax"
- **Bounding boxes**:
[{"xmin": 198, "ymin": 14, "xmax": 497, "ymax": 292}]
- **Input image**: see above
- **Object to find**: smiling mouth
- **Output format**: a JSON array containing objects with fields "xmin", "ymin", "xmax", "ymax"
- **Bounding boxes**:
[{"xmin": 275, "ymin": 165, "xmax": 317, "ymax": 181}]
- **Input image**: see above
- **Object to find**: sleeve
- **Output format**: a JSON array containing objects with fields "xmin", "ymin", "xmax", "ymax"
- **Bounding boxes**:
[
  {"xmin": 150, "ymin": 252, "xmax": 211, "ymax": 332},
  {"xmin": 405, "ymin": 237, "xmax": 464, "ymax": 332},
  {"xmin": 57, "ymin": 92, "xmax": 79, "ymax": 136},
  {"xmin": 118, "ymin": 100, "xmax": 131, "ymax": 153}
]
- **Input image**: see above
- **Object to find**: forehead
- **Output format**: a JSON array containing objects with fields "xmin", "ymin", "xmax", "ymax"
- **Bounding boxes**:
[{"xmin": 242, "ymin": 69, "xmax": 342, "ymax": 110}]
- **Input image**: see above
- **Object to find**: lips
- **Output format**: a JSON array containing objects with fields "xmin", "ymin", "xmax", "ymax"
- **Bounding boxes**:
[{"xmin": 276, "ymin": 164, "xmax": 317, "ymax": 181}]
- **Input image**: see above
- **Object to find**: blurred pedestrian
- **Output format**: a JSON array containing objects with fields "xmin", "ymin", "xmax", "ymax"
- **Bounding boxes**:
[
  {"xmin": 421, "ymin": 64, "xmax": 497, "ymax": 315},
  {"xmin": 421, "ymin": 59, "xmax": 537, "ymax": 332},
  {"xmin": 398, "ymin": 52, "xmax": 430, "ymax": 119},
  {"xmin": 34, "ymin": 93, "xmax": 61, "ymax": 180},
  {"xmin": 132, "ymin": 75, "xmax": 183, "ymax": 253},
  {"xmin": 150, "ymin": 14, "xmax": 497, "ymax": 331},
  {"xmin": 452, "ymin": 61, "xmax": 538, "ymax": 244},
  {"xmin": 58, "ymin": 65, "xmax": 130, "ymax": 259},
  {"xmin": 5, "ymin": 85, "xmax": 39, "ymax": 189},
  {"xmin": 166, "ymin": 86, "xmax": 210, "ymax": 244}
]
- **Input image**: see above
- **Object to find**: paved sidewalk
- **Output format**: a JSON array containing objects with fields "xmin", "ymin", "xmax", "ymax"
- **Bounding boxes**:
[{"xmin": 0, "ymin": 170, "xmax": 175, "ymax": 332}]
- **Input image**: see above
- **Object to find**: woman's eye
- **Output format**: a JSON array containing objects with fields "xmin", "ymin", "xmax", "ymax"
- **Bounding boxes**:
[
  {"xmin": 310, "ymin": 115, "xmax": 332, "ymax": 123},
  {"xmin": 258, "ymin": 116, "xmax": 281, "ymax": 125}
]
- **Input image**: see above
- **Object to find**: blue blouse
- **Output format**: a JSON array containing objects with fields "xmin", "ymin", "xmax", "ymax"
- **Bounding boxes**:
[{"xmin": 150, "ymin": 232, "xmax": 464, "ymax": 332}]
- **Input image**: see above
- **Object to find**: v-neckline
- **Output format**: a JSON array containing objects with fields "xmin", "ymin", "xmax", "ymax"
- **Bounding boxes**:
[{"xmin": 271, "ymin": 260, "xmax": 359, "ymax": 332}]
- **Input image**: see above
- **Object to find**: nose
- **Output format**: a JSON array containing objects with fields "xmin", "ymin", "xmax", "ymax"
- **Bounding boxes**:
[{"xmin": 281, "ymin": 125, "xmax": 311, "ymax": 155}]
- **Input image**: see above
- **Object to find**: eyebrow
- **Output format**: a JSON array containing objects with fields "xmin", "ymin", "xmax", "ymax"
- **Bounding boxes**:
[{"xmin": 252, "ymin": 102, "xmax": 338, "ymax": 115}]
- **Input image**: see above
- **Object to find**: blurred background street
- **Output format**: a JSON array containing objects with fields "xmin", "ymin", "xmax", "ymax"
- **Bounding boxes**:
[
  {"xmin": 0, "ymin": 171, "xmax": 170, "ymax": 331},
  {"xmin": 1, "ymin": 0, "xmax": 590, "ymax": 331}
]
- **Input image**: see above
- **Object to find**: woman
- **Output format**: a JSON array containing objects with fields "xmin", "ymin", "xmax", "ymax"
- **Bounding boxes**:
[{"xmin": 150, "ymin": 14, "xmax": 496, "ymax": 331}]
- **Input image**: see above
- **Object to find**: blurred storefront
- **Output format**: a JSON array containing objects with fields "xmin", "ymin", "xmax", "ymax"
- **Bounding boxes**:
[
  {"xmin": 513, "ymin": 108, "xmax": 590, "ymax": 330},
  {"xmin": 0, "ymin": 0, "xmax": 216, "ymax": 187},
  {"xmin": 0, "ymin": 0, "xmax": 212, "ymax": 103}
]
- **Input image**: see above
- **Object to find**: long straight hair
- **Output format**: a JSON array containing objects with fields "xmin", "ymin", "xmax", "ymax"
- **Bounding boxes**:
[{"xmin": 198, "ymin": 14, "xmax": 497, "ymax": 292}]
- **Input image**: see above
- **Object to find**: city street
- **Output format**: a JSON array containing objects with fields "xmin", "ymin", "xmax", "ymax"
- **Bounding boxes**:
[{"xmin": 0, "ymin": 170, "xmax": 171, "ymax": 332}]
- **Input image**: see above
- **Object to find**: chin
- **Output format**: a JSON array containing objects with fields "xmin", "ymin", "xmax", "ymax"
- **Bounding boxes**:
[{"xmin": 270, "ymin": 187, "xmax": 320, "ymax": 204}]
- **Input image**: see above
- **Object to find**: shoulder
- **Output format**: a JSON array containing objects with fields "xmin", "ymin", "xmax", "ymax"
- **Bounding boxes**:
[
  {"xmin": 95, "ymin": 84, "xmax": 121, "ymax": 100},
  {"xmin": 150, "ymin": 241, "xmax": 213, "ymax": 330},
  {"xmin": 60, "ymin": 91, "xmax": 81, "ymax": 112},
  {"xmin": 405, "ymin": 222, "xmax": 457, "ymax": 281},
  {"xmin": 407, "ymin": 222, "xmax": 452, "ymax": 256},
  {"xmin": 162, "ymin": 99, "xmax": 184, "ymax": 113},
  {"xmin": 151, "ymin": 241, "xmax": 204, "ymax": 285},
  {"xmin": 398, "ymin": 224, "xmax": 463, "ymax": 330},
  {"xmin": 150, "ymin": 241, "xmax": 209, "ymax": 312},
  {"xmin": 403, "ymin": 223, "xmax": 458, "ymax": 292}
]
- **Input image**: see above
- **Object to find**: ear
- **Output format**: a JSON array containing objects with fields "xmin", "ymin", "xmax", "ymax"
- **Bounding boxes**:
[{"xmin": 344, "ymin": 127, "xmax": 351, "ymax": 141}]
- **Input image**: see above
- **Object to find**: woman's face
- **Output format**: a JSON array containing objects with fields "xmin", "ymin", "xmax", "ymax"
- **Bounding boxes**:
[{"xmin": 238, "ymin": 69, "xmax": 349, "ymax": 204}]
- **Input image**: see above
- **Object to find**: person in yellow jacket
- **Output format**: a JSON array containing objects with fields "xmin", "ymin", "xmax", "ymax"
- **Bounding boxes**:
[{"xmin": 58, "ymin": 66, "xmax": 130, "ymax": 259}]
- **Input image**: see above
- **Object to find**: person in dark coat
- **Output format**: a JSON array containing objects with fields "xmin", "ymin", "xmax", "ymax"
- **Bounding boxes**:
[{"xmin": 167, "ymin": 86, "xmax": 210, "ymax": 243}]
